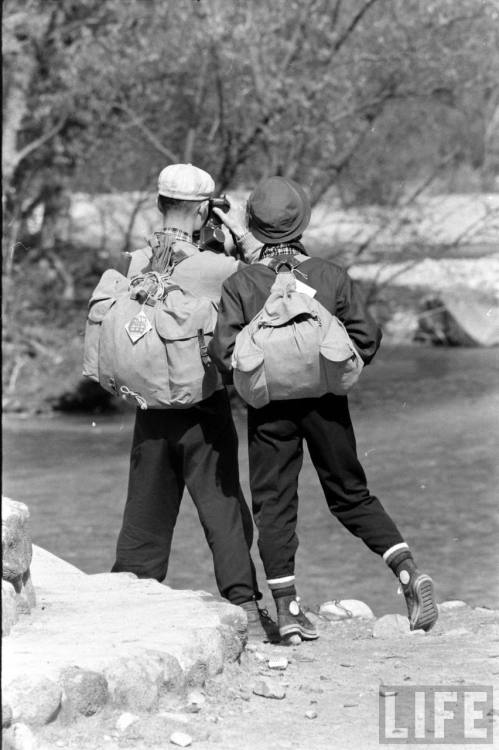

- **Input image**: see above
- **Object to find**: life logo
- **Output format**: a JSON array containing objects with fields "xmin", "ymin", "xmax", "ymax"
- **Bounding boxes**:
[{"xmin": 379, "ymin": 685, "xmax": 494, "ymax": 744}]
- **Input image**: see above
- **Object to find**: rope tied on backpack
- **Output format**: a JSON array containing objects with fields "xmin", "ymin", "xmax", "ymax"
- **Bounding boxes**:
[{"xmin": 119, "ymin": 385, "xmax": 148, "ymax": 410}]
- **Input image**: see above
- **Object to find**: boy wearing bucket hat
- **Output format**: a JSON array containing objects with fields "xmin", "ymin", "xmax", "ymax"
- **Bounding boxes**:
[
  {"xmin": 112, "ymin": 163, "xmax": 276, "ymax": 641},
  {"xmin": 209, "ymin": 176, "xmax": 438, "ymax": 641}
]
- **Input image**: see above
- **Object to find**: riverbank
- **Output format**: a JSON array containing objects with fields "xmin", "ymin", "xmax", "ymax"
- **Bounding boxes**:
[{"xmin": 10, "ymin": 587, "xmax": 499, "ymax": 750}]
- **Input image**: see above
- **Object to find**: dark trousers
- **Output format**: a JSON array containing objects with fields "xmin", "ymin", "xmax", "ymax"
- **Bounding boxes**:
[
  {"xmin": 247, "ymin": 394, "xmax": 404, "ymax": 580},
  {"xmin": 112, "ymin": 389, "xmax": 259, "ymax": 605}
]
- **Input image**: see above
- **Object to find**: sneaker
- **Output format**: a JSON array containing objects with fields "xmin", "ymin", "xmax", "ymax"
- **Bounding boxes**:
[
  {"xmin": 240, "ymin": 601, "xmax": 280, "ymax": 643},
  {"xmin": 275, "ymin": 595, "xmax": 319, "ymax": 641},
  {"xmin": 399, "ymin": 570, "xmax": 438, "ymax": 631}
]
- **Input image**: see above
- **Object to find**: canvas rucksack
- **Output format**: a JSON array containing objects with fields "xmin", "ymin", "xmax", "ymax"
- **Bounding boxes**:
[
  {"xmin": 83, "ymin": 239, "xmax": 221, "ymax": 409},
  {"xmin": 231, "ymin": 256, "xmax": 364, "ymax": 409}
]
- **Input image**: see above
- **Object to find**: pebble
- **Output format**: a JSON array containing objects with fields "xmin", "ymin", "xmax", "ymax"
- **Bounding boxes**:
[
  {"xmin": 253, "ymin": 678, "xmax": 286, "ymax": 700},
  {"xmin": 245, "ymin": 643, "xmax": 258, "ymax": 652},
  {"xmin": 268, "ymin": 656, "xmax": 288, "ymax": 670},
  {"xmin": 320, "ymin": 599, "xmax": 374, "ymax": 620},
  {"xmin": 170, "ymin": 731, "xmax": 193, "ymax": 747},
  {"xmin": 305, "ymin": 710, "xmax": 318, "ymax": 719},
  {"xmin": 115, "ymin": 712, "xmax": 139, "ymax": 732},
  {"xmin": 254, "ymin": 651, "xmax": 267, "ymax": 662},
  {"xmin": 372, "ymin": 614, "xmax": 410, "ymax": 638},
  {"xmin": 187, "ymin": 690, "xmax": 205, "ymax": 708}
]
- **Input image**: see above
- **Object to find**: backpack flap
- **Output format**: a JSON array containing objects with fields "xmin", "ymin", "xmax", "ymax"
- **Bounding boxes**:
[
  {"xmin": 319, "ymin": 316, "xmax": 364, "ymax": 394},
  {"xmin": 83, "ymin": 269, "xmax": 130, "ymax": 380},
  {"xmin": 154, "ymin": 289, "xmax": 221, "ymax": 407},
  {"xmin": 87, "ymin": 269, "xmax": 129, "ymax": 323},
  {"xmin": 155, "ymin": 288, "xmax": 218, "ymax": 340}
]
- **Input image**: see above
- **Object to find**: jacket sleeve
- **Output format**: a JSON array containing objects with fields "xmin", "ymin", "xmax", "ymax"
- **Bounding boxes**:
[
  {"xmin": 208, "ymin": 277, "xmax": 246, "ymax": 376},
  {"xmin": 335, "ymin": 269, "xmax": 382, "ymax": 364}
]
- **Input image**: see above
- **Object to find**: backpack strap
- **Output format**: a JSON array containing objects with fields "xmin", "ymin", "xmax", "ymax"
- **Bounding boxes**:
[{"xmin": 266, "ymin": 255, "xmax": 304, "ymax": 274}]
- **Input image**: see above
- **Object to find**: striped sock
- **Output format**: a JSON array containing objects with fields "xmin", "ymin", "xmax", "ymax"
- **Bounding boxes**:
[{"xmin": 267, "ymin": 575, "xmax": 296, "ymax": 600}]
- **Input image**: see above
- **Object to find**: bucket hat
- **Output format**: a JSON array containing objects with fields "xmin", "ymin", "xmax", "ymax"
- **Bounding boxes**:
[
  {"xmin": 157, "ymin": 163, "xmax": 215, "ymax": 200},
  {"xmin": 247, "ymin": 176, "xmax": 311, "ymax": 244}
]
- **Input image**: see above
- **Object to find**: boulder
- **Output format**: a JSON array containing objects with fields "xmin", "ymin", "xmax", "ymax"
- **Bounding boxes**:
[
  {"xmin": 104, "ymin": 654, "xmax": 163, "ymax": 712},
  {"xmin": 2, "ymin": 497, "xmax": 36, "ymax": 624},
  {"xmin": 60, "ymin": 666, "xmax": 109, "ymax": 718},
  {"xmin": 2, "ymin": 497, "xmax": 32, "ymax": 584},
  {"xmin": 4, "ymin": 675, "xmax": 62, "ymax": 727}
]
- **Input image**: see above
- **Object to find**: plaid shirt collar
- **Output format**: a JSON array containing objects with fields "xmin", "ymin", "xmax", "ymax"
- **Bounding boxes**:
[
  {"xmin": 162, "ymin": 226, "xmax": 193, "ymax": 243},
  {"xmin": 260, "ymin": 244, "xmax": 299, "ymax": 259}
]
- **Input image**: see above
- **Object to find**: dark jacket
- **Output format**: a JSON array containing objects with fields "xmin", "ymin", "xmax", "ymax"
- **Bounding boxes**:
[{"xmin": 208, "ymin": 255, "xmax": 382, "ymax": 375}]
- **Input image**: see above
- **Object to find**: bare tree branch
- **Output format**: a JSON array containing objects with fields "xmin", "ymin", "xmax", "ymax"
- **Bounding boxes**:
[
  {"xmin": 13, "ymin": 117, "xmax": 67, "ymax": 170},
  {"xmin": 333, "ymin": 0, "xmax": 381, "ymax": 54},
  {"xmin": 115, "ymin": 104, "xmax": 178, "ymax": 162}
]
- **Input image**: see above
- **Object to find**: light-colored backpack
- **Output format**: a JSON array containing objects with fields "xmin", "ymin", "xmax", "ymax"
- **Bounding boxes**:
[
  {"xmin": 231, "ymin": 257, "xmax": 364, "ymax": 408},
  {"xmin": 83, "ymin": 257, "xmax": 221, "ymax": 409}
]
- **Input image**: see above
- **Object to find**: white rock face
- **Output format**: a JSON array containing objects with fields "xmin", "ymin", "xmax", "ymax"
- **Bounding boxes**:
[{"xmin": 319, "ymin": 599, "xmax": 374, "ymax": 620}]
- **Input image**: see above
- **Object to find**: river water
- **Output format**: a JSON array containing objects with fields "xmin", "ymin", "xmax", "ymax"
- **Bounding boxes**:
[{"xmin": 3, "ymin": 345, "xmax": 498, "ymax": 616}]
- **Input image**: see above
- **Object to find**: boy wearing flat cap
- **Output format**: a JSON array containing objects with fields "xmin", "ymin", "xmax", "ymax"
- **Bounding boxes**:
[
  {"xmin": 209, "ymin": 176, "xmax": 438, "ymax": 642},
  {"xmin": 112, "ymin": 163, "xmax": 276, "ymax": 641}
]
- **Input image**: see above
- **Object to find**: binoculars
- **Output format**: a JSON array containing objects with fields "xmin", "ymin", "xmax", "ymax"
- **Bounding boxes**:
[{"xmin": 199, "ymin": 196, "xmax": 230, "ymax": 253}]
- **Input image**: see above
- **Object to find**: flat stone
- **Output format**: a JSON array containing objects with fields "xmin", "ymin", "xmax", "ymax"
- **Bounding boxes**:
[
  {"xmin": 253, "ymin": 677, "xmax": 286, "ymax": 700},
  {"xmin": 372, "ymin": 614, "xmax": 411, "ymax": 639},
  {"xmin": 2, "ymin": 544, "xmax": 246, "ymax": 725}
]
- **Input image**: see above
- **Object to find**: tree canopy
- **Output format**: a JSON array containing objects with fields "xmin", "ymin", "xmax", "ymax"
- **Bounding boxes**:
[{"xmin": 3, "ymin": 0, "xmax": 499, "ymax": 258}]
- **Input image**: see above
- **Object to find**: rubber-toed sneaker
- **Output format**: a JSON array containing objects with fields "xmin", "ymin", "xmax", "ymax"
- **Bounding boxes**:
[
  {"xmin": 399, "ymin": 570, "xmax": 438, "ymax": 632},
  {"xmin": 275, "ymin": 595, "xmax": 319, "ymax": 641},
  {"xmin": 240, "ymin": 601, "xmax": 280, "ymax": 643}
]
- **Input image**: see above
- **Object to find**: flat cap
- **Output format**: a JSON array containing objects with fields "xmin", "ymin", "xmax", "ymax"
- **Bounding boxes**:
[{"xmin": 157, "ymin": 163, "xmax": 215, "ymax": 200}]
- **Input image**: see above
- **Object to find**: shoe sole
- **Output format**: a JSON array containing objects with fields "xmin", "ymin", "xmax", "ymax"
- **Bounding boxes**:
[
  {"xmin": 279, "ymin": 624, "xmax": 319, "ymax": 641},
  {"xmin": 410, "ymin": 574, "xmax": 438, "ymax": 632}
]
